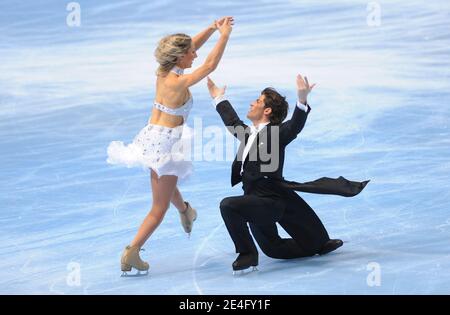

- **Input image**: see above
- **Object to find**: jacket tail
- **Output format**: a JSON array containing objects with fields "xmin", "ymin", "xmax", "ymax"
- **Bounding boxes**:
[{"xmin": 277, "ymin": 176, "xmax": 370, "ymax": 197}]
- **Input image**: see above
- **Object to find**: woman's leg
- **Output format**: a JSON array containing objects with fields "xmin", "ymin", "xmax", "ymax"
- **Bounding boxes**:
[
  {"xmin": 171, "ymin": 186, "xmax": 187, "ymax": 213},
  {"xmin": 172, "ymin": 185, "xmax": 197, "ymax": 235},
  {"xmin": 129, "ymin": 170, "xmax": 178, "ymax": 248}
]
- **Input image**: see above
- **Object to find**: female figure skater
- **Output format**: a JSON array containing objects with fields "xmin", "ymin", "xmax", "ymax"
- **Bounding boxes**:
[{"xmin": 107, "ymin": 17, "xmax": 234, "ymax": 274}]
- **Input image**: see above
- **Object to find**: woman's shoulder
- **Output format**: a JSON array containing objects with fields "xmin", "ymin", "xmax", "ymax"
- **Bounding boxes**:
[
  {"xmin": 155, "ymin": 77, "xmax": 190, "ymax": 107},
  {"xmin": 160, "ymin": 73, "xmax": 191, "ymax": 90},
  {"xmin": 157, "ymin": 72, "xmax": 185, "ymax": 86}
]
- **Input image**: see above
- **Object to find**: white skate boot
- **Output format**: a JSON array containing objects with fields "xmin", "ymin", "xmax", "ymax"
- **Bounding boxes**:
[
  {"xmin": 179, "ymin": 201, "xmax": 197, "ymax": 237},
  {"xmin": 120, "ymin": 245, "xmax": 149, "ymax": 277}
]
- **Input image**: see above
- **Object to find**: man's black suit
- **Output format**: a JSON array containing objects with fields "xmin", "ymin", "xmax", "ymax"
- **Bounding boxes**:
[{"xmin": 216, "ymin": 100, "xmax": 369, "ymax": 258}]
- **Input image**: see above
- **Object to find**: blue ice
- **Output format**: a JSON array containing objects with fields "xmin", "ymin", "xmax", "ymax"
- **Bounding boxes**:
[{"xmin": 0, "ymin": 0, "xmax": 449, "ymax": 294}]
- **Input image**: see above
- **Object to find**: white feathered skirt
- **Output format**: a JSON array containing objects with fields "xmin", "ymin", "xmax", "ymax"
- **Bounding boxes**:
[{"xmin": 106, "ymin": 123, "xmax": 193, "ymax": 179}]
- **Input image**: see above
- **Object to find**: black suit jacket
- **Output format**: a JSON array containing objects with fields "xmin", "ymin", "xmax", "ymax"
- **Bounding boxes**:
[{"xmin": 216, "ymin": 100, "xmax": 369, "ymax": 197}]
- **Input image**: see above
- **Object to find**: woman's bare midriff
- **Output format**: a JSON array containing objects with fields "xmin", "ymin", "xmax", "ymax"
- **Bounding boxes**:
[{"xmin": 148, "ymin": 108, "xmax": 184, "ymax": 128}]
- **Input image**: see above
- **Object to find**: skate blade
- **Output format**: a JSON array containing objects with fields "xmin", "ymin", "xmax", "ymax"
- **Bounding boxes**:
[
  {"xmin": 121, "ymin": 270, "xmax": 149, "ymax": 278},
  {"xmin": 232, "ymin": 266, "xmax": 258, "ymax": 276}
]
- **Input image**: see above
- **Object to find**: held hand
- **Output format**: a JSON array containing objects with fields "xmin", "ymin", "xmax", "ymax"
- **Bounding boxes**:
[
  {"xmin": 296, "ymin": 74, "xmax": 316, "ymax": 105},
  {"xmin": 212, "ymin": 16, "xmax": 234, "ymax": 30},
  {"xmin": 217, "ymin": 17, "xmax": 233, "ymax": 36},
  {"xmin": 207, "ymin": 76, "xmax": 226, "ymax": 99}
]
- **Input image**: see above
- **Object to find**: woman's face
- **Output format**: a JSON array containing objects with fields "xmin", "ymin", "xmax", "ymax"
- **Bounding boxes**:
[{"xmin": 178, "ymin": 44, "xmax": 197, "ymax": 69}]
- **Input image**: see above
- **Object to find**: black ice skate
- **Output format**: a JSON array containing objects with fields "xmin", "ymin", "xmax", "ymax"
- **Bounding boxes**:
[{"xmin": 232, "ymin": 253, "xmax": 259, "ymax": 275}]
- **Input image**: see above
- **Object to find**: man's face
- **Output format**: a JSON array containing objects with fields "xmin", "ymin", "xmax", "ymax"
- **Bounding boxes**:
[{"xmin": 247, "ymin": 94, "xmax": 271, "ymax": 122}]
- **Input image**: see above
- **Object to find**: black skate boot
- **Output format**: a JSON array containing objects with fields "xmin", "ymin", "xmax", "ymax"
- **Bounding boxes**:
[
  {"xmin": 232, "ymin": 252, "xmax": 259, "ymax": 275},
  {"xmin": 319, "ymin": 239, "xmax": 343, "ymax": 255}
]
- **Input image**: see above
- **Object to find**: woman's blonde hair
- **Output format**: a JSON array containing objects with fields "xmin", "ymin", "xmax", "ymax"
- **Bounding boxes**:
[{"xmin": 154, "ymin": 33, "xmax": 192, "ymax": 76}]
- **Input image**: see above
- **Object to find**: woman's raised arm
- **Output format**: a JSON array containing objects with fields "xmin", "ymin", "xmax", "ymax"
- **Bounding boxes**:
[
  {"xmin": 179, "ymin": 17, "xmax": 233, "ymax": 88},
  {"xmin": 192, "ymin": 16, "xmax": 234, "ymax": 50}
]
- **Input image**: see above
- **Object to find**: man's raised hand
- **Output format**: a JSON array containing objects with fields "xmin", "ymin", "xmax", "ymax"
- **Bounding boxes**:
[
  {"xmin": 207, "ymin": 76, "xmax": 226, "ymax": 99},
  {"xmin": 296, "ymin": 74, "xmax": 316, "ymax": 105}
]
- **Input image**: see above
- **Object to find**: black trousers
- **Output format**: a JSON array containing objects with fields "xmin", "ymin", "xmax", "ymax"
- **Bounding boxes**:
[{"xmin": 220, "ymin": 181, "xmax": 330, "ymax": 259}]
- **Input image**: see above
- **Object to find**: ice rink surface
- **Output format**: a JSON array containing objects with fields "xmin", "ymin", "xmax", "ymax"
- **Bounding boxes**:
[{"xmin": 1, "ymin": 0, "xmax": 449, "ymax": 294}]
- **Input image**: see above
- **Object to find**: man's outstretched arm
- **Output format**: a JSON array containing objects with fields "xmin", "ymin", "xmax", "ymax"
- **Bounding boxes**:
[
  {"xmin": 207, "ymin": 77, "xmax": 248, "ymax": 138},
  {"xmin": 280, "ymin": 74, "xmax": 316, "ymax": 145}
]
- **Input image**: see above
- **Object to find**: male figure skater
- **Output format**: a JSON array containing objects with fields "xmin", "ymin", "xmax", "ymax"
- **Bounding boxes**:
[{"xmin": 207, "ymin": 74, "xmax": 369, "ymax": 272}]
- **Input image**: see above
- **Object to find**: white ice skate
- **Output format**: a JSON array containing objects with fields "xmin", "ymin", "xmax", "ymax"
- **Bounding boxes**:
[
  {"xmin": 179, "ymin": 201, "xmax": 197, "ymax": 238},
  {"xmin": 120, "ymin": 245, "xmax": 149, "ymax": 277}
]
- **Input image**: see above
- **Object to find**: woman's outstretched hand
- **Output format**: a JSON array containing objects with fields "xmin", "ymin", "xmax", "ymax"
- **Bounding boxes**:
[
  {"xmin": 207, "ymin": 77, "xmax": 226, "ymax": 99},
  {"xmin": 212, "ymin": 16, "xmax": 234, "ymax": 30},
  {"xmin": 216, "ymin": 17, "xmax": 233, "ymax": 36},
  {"xmin": 296, "ymin": 74, "xmax": 316, "ymax": 105}
]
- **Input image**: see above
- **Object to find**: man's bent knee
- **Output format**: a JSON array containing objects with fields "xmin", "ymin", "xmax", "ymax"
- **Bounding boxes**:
[{"xmin": 220, "ymin": 197, "xmax": 235, "ymax": 210}]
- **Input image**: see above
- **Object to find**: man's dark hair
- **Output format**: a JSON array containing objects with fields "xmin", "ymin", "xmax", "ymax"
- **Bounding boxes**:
[{"xmin": 261, "ymin": 87, "xmax": 288, "ymax": 125}]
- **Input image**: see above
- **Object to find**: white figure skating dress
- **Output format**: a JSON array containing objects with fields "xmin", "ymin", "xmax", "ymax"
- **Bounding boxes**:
[{"xmin": 106, "ymin": 94, "xmax": 193, "ymax": 179}]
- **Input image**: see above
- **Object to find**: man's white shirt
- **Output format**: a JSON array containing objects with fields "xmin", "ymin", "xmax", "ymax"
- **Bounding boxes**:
[{"xmin": 212, "ymin": 95, "xmax": 309, "ymax": 175}]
